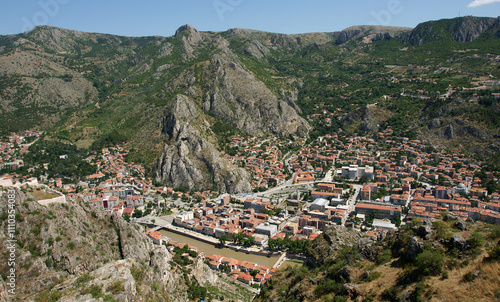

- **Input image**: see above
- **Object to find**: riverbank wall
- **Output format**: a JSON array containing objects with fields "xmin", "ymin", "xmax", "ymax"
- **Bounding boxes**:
[{"xmin": 160, "ymin": 224, "xmax": 280, "ymax": 257}]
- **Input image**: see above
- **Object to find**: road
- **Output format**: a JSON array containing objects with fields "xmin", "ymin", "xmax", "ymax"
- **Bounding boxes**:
[
  {"xmin": 135, "ymin": 215, "xmax": 172, "ymax": 226},
  {"xmin": 321, "ymin": 168, "xmax": 335, "ymax": 182},
  {"xmin": 256, "ymin": 165, "xmax": 338, "ymax": 198},
  {"xmin": 347, "ymin": 184, "xmax": 362, "ymax": 212},
  {"xmin": 20, "ymin": 137, "xmax": 40, "ymax": 149}
]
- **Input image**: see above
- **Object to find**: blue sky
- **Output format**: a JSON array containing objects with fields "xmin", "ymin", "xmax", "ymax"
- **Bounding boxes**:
[{"xmin": 1, "ymin": 0, "xmax": 499, "ymax": 36}]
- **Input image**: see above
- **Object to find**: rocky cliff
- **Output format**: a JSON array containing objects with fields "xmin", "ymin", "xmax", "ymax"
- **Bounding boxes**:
[
  {"xmin": 335, "ymin": 26, "xmax": 411, "ymax": 45},
  {"xmin": 202, "ymin": 37, "xmax": 311, "ymax": 137},
  {"xmin": 0, "ymin": 188, "xmax": 254, "ymax": 301},
  {"xmin": 154, "ymin": 94, "xmax": 252, "ymax": 193},
  {"xmin": 0, "ymin": 188, "xmax": 185, "ymax": 301},
  {"xmin": 0, "ymin": 24, "xmax": 312, "ymax": 192},
  {"xmin": 402, "ymin": 16, "xmax": 499, "ymax": 45}
]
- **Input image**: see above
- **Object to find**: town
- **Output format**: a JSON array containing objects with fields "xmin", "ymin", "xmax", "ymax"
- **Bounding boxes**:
[{"xmin": 1, "ymin": 125, "xmax": 500, "ymax": 288}]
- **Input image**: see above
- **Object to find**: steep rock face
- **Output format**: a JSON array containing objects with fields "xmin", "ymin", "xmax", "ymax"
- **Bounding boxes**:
[
  {"xmin": 175, "ymin": 24, "xmax": 203, "ymax": 60},
  {"xmin": 191, "ymin": 258, "xmax": 219, "ymax": 286},
  {"xmin": 0, "ymin": 189, "xmax": 185, "ymax": 301},
  {"xmin": 451, "ymin": 16, "xmax": 497, "ymax": 42},
  {"xmin": 336, "ymin": 29, "xmax": 362, "ymax": 44},
  {"xmin": 486, "ymin": 17, "xmax": 500, "ymax": 38},
  {"xmin": 25, "ymin": 25, "xmax": 90, "ymax": 53},
  {"xmin": 112, "ymin": 214, "xmax": 151, "ymax": 263},
  {"xmin": 341, "ymin": 104, "xmax": 392, "ymax": 132},
  {"xmin": 154, "ymin": 94, "xmax": 252, "ymax": 193},
  {"xmin": 227, "ymin": 28, "xmax": 301, "ymax": 48},
  {"xmin": 306, "ymin": 225, "xmax": 363, "ymax": 266},
  {"xmin": 420, "ymin": 98, "xmax": 498, "ymax": 158},
  {"xmin": 406, "ymin": 236, "xmax": 424, "ymax": 261},
  {"xmin": 244, "ymin": 40, "xmax": 270, "ymax": 58},
  {"xmin": 335, "ymin": 26, "xmax": 411, "ymax": 44},
  {"xmin": 202, "ymin": 39, "xmax": 311, "ymax": 137},
  {"xmin": 402, "ymin": 16, "xmax": 497, "ymax": 45},
  {"xmin": 55, "ymin": 259, "xmax": 140, "ymax": 302}
]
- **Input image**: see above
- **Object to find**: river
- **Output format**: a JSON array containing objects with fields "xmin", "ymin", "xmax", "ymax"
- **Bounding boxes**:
[{"xmin": 158, "ymin": 229, "xmax": 280, "ymax": 268}]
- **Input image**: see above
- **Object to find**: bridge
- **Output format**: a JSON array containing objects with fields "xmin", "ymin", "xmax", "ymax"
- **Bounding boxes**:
[{"xmin": 272, "ymin": 252, "xmax": 287, "ymax": 269}]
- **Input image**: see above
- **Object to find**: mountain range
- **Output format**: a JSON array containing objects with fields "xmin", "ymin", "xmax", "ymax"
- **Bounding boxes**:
[{"xmin": 0, "ymin": 16, "xmax": 499, "ymax": 192}]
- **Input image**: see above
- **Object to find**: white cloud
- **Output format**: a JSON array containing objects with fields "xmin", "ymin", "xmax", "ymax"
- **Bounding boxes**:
[{"xmin": 468, "ymin": 0, "xmax": 500, "ymax": 7}]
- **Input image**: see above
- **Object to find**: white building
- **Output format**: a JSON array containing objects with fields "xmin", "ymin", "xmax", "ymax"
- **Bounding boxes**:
[
  {"xmin": 311, "ymin": 198, "xmax": 329, "ymax": 212},
  {"xmin": 255, "ymin": 223, "xmax": 277, "ymax": 237},
  {"xmin": 174, "ymin": 211, "xmax": 194, "ymax": 225},
  {"xmin": 340, "ymin": 165, "xmax": 374, "ymax": 180}
]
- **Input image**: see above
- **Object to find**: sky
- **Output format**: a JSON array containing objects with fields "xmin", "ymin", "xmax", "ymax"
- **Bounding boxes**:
[{"xmin": 1, "ymin": 0, "xmax": 499, "ymax": 37}]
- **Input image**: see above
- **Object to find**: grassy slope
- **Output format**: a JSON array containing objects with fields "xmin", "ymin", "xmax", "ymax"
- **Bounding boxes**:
[{"xmin": 256, "ymin": 220, "xmax": 500, "ymax": 302}]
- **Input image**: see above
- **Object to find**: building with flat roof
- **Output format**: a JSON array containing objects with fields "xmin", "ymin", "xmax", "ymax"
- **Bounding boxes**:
[
  {"xmin": 372, "ymin": 219, "xmax": 397, "ymax": 230},
  {"xmin": 174, "ymin": 211, "xmax": 194, "ymax": 225},
  {"xmin": 255, "ymin": 223, "xmax": 277, "ymax": 237},
  {"xmin": 340, "ymin": 165, "xmax": 374, "ymax": 180},
  {"xmin": 311, "ymin": 198, "xmax": 329, "ymax": 212},
  {"xmin": 355, "ymin": 202, "xmax": 401, "ymax": 220}
]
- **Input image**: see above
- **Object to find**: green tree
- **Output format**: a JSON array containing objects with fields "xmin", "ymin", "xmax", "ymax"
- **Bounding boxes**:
[
  {"xmin": 233, "ymin": 232, "xmax": 245, "ymax": 244},
  {"xmin": 243, "ymin": 236, "xmax": 255, "ymax": 247},
  {"xmin": 132, "ymin": 209, "xmax": 143, "ymax": 218},
  {"xmin": 392, "ymin": 214, "xmax": 402, "ymax": 227},
  {"xmin": 467, "ymin": 232, "xmax": 484, "ymax": 250},
  {"xmin": 123, "ymin": 213, "xmax": 131, "ymax": 222},
  {"xmin": 415, "ymin": 249, "xmax": 444, "ymax": 276},
  {"xmin": 219, "ymin": 234, "xmax": 228, "ymax": 245}
]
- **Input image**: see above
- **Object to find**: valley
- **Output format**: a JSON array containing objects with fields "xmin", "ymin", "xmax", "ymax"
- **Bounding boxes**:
[{"xmin": 0, "ymin": 15, "xmax": 499, "ymax": 302}]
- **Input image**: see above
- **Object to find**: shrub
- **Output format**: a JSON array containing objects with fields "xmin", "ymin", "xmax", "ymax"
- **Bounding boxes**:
[
  {"xmin": 411, "ymin": 282, "xmax": 428, "ymax": 302},
  {"xmin": 415, "ymin": 250, "xmax": 444, "ymax": 276},
  {"xmin": 27, "ymin": 242, "xmax": 41, "ymax": 257},
  {"xmin": 31, "ymin": 227, "xmax": 41, "ymax": 235},
  {"xmin": 364, "ymin": 271, "xmax": 382, "ymax": 282},
  {"xmin": 488, "ymin": 243, "xmax": 500, "ymax": 260},
  {"xmin": 34, "ymin": 290, "xmax": 62, "ymax": 302},
  {"xmin": 381, "ymin": 287, "xmax": 399, "ymax": 302},
  {"xmin": 107, "ymin": 281, "xmax": 124, "ymax": 294},
  {"xmin": 467, "ymin": 232, "xmax": 484, "ymax": 249},
  {"xmin": 76, "ymin": 273, "xmax": 94, "ymax": 286},
  {"xmin": 315, "ymin": 279, "xmax": 342, "ymax": 296},
  {"xmin": 44, "ymin": 258, "xmax": 53, "ymax": 268},
  {"xmin": 488, "ymin": 224, "xmax": 500, "ymax": 240},
  {"xmin": 333, "ymin": 295, "xmax": 347, "ymax": 302},
  {"xmin": 151, "ymin": 282, "xmax": 160, "ymax": 291},
  {"xmin": 432, "ymin": 220, "xmax": 449, "ymax": 240},
  {"xmin": 463, "ymin": 271, "xmax": 476, "ymax": 282},
  {"xmin": 130, "ymin": 266, "xmax": 145, "ymax": 282},
  {"xmin": 376, "ymin": 249, "xmax": 392, "ymax": 265},
  {"xmin": 84, "ymin": 284, "xmax": 103, "ymax": 299},
  {"xmin": 67, "ymin": 242, "xmax": 76, "ymax": 250}
]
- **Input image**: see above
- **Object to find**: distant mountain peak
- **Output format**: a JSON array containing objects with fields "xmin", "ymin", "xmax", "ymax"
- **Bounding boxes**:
[
  {"xmin": 175, "ymin": 24, "xmax": 199, "ymax": 37},
  {"xmin": 402, "ymin": 16, "xmax": 499, "ymax": 45},
  {"xmin": 341, "ymin": 25, "xmax": 413, "ymax": 34},
  {"xmin": 335, "ymin": 25, "xmax": 412, "ymax": 45}
]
